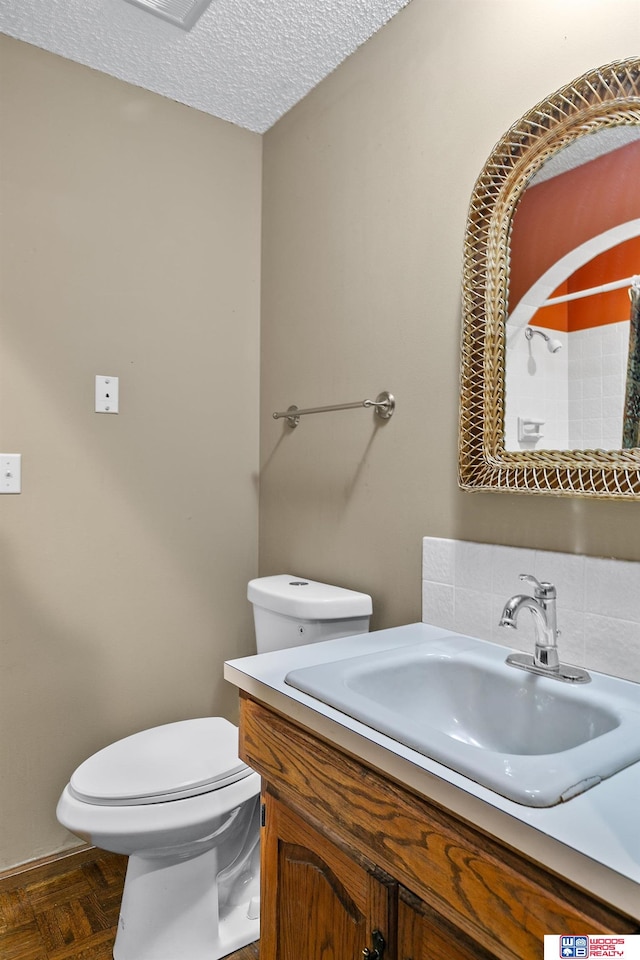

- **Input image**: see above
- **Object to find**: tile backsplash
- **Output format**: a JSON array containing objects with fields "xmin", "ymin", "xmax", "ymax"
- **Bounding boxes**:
[{"xmin": 422, "ymin": 538, "xmax": 640, "ymax": 683}]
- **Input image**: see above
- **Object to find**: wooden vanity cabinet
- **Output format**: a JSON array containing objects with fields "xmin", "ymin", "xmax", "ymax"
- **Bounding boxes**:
[
  {"xmin": 260, "ymin": 789, "xmax": 396, "ymax": 960},
  {"xmin": 238, "ymin": 693, "xmax": 638, "ymax": 960},
  {"xmin": 397, "ymin": 886, "xmax": 500, "ymax": 960}
]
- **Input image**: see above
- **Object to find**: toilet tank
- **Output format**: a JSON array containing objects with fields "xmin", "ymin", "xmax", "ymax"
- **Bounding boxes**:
[{"xmin": 248, "ymin": 575, "xmax": 372, "ymax": 653}]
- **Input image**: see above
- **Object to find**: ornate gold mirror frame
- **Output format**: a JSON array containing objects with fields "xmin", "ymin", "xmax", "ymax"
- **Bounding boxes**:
[{"xmin": 459, "ymin": 58, "xmax": 640, "ymax": 498}]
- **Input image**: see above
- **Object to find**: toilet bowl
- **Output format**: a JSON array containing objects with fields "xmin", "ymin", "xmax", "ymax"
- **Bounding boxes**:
[
  {"xmin": 57, "ymin": 718, "xmax": 261, "ymax": 960},
  {"xmin": 57, "ymin": 575, "xmax": 372, "ymax": 960}
]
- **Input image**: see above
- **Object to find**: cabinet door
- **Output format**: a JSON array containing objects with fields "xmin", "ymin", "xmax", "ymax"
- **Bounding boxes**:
[
  {"xmin": 260, "ymin": 789, "xmax": 396, "ymax": 960},
  {"xmin": 398, "ymin": 886, "xmax": 498, "ymax": 960}
]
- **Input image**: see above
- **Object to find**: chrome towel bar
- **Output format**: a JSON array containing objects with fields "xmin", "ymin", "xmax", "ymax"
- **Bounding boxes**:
[{"xmin": 273, "ymin": 391, "xmax": 395, "ymax": 428}]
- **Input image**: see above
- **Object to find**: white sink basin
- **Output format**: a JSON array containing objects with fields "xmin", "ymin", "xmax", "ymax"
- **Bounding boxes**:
[{"xmin": 285, "ymin": 633, "xmax": 640, "ymax": 806}]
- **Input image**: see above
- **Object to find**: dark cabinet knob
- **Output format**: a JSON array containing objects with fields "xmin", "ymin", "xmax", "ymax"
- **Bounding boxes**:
[{"xmin": 362, "ymin": 929, "xmax": 386, "ymax": 959}]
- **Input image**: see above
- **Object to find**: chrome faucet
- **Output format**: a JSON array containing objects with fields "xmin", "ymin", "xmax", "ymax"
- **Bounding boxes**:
[{"xmin": 499, "ymin": 574, "xmax": 590, "ymax": 683}]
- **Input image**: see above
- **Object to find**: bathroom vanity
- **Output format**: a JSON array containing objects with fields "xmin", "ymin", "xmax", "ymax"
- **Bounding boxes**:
[
  {"xmin": 225, "ymin": 624, "xmax": 640, "ymax": 960},
  {"xmin": 238, "ymin": 694, "xmax": 636, "ymax": 959}
]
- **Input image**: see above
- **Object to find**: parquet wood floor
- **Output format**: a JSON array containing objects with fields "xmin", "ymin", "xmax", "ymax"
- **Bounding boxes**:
[{"xmin": 0, "ymin": 847, "xmax": 259, "ymax": 960}]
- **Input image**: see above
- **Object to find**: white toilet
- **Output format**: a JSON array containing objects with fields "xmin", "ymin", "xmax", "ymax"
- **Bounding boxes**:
[{"xmin": 56, "ymin": 575, "xmax": 372, "ymax": 960}]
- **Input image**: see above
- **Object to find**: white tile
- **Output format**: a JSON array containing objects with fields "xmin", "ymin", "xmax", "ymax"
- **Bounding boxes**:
[
  {"xmin": 568, "ymin": 377, "xmax": 583, "ymax": 399},
  {"xmin": 555, "ymin": 609, "xmax": 585, "ymax": 668},
  {"xmin": 568, "ymin": 423, "xmax": 584, "ymax": 447},
  {"xmin": 454, "ymin": 541, "xmax": 493, "ymax": 591},
  {"xmin": 602, "ymin": 352, "xmax": 622, "ymax": 377},
  {"xmin": 422, "ymin": 537, "xmax": 455, "ymax": 584},
  {"xmin": 533, "ymin": 549, "xmax": 584, "ymax": 612},
  {"xmin": 582, "ymin": 419, "xmax": 601, "ymax": 446},
  {"xmin": 582, "ymin": 376, "xmax": 602, "ymax": 400},
  {"xmin": 568, "ymin": 399, "xmax": 583, "ymax": 421},
  {"xmin": 581, "ymin": 396, "xmax": 602, "ymax": 420},
  {"xmin": 422, "ymin": 580, "xmax": 455, "ymax": 629},
  {"xmin": 603, "ymin": 394, "xmax": 623, "ymax": 418},
  {"xmin": 602, "ymin": 373, "xmax": 621, "ymax": 397},
  {"xmin": 453, "ymin": 587, "xmax": 493, "ymax": 641},
  {"xmin": 570, "ymin": 334, "xmax": 585, "ymax": 358},
  {"xmin": 582, "ymin": 356, "xmax": 602, "ymax": 379},
  {"xmin": 584, "ymin": 556, "xmax": 640, "ymax": 621},
  {"xmin": 584, "ymin": 614, "xmax": 640, "ymax": 683},
  {"xmin": 602, "ymin": 421, "xmax": 622, "ymax": 449},
  {"xmin": 421, "ymin": 538, "xmax": 640, "ymax": 686},
  {"xmin": 601, "ymin": 331, "xmax": 619, "ymax": 356},
  {"xmin": 491, "ymin": 544, "xmax": 536, "ymax": 596}
]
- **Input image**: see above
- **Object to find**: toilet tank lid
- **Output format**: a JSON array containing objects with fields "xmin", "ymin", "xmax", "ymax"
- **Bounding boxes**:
[{"xmin": 248, "ymin": 575, "xmax": 372, "ymax": 620}]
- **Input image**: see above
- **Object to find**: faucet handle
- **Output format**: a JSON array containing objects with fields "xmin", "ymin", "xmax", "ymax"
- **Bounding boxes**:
[{"xmin": 519, "ymin": 574, "xmax": 556, "ymax": 599}]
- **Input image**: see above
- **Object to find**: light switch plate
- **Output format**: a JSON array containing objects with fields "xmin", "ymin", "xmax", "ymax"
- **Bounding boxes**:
[{"xmin": 1, "ymin": 454, "xmax": 21, "ymax": 493}]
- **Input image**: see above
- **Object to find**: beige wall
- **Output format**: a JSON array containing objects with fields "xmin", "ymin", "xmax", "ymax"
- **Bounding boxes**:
[
  {"xmin": 259, "ymin": 0, "xmax": 640, "ymax": 631},
  {"xmin": 0, "ymin": 37, "xmax": 262, "ymax": 869}
]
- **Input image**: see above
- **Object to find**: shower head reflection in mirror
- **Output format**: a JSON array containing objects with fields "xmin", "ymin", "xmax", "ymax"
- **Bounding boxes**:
[{"xmin": 525, "ymin": 327, "xmax": 563, "ymax": 354}]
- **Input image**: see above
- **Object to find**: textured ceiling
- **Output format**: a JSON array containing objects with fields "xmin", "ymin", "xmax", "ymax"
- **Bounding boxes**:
[
  {"xmin": 531, "ymin": 127, "xmax": 640, "ymax": 185},
  {"xmin": 0, "ymin": 0, "xmax": 411, "ymax": 133}
]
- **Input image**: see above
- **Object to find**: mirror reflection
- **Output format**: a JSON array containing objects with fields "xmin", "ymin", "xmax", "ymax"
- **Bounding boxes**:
[
  {"xmin": 505, "ymin": 128, "xmax": 640, "ymax": 452},
  {"xmin": 458, "ymin": 57, "xmax": 640, "ymax": 499}
]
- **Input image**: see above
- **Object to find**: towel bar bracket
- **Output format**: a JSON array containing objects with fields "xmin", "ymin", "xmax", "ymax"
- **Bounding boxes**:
[{"xmin": 273, "ymin": 391, "xmax": 395, "ymax": 428}]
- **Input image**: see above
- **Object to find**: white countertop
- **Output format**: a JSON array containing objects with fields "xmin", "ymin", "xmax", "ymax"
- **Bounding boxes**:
[{"xmin": 224, "ymin": 622, "xmax": 640, "ymax": 921}]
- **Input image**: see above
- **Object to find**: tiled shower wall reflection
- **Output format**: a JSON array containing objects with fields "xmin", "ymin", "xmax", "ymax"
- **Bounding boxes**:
[
  {"xmin": 421, "ymin": 538, "xmax": 640, "ymax": 683},
  {"xmin": 505, "ymin": 321, "xmax": 628, "ymax": 451}
]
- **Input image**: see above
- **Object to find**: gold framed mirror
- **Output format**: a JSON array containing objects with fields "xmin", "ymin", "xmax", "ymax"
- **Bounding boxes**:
[{"xmin": 459, "ymin": 58, "xmax": 640, "ymax": 498}]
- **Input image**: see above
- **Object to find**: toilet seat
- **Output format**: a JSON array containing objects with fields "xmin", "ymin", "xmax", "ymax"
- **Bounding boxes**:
[{"xmin": 69, "ymin": 718, "xmax": 252, "ymax": 806}]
